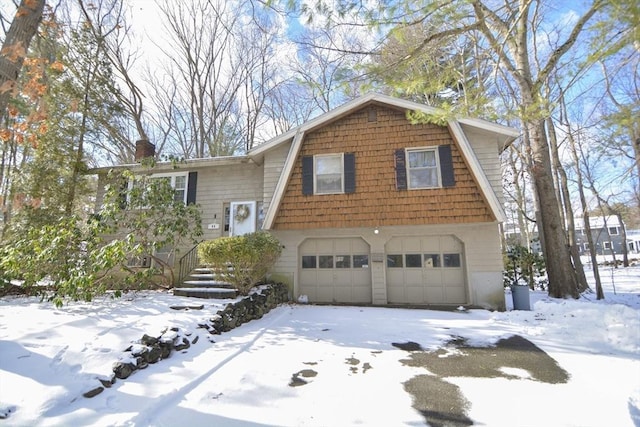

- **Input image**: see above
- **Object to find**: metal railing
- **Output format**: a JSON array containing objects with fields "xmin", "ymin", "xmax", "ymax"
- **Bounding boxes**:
[{"xmin": 177, "ymin": 244, "xmax": 200, "ymax": 285}]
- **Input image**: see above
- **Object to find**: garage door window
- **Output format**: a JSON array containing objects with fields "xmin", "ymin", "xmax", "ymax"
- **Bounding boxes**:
[
  {"xmin": 443, "ymin": 253, "xmax": 461, "ymax": 267},
  {"xmin": 319, "ymin": 255, "xmax": 334, "ymax": 268},
  {"xmin": 302, "ymin": 256, "xmax": 316, "ymax": 269},
  {"xmin": 302, "ymin": 254, "xmax": 370, "ymax": 269},
  {"xmin": 424, "ymin": 254, "xmax": 441, "ymax": 267},
  {"xmin": 353, "ymin": 255, "xmax": 369, "ymax": 268},
  {"xmin": 387, "ymin": 254, "xmax": 403, "ymax": 268},
  {"xmin": 405, "ymin": 254, "xmax": 422, "ymax": 268},
  {"xmin": 335, "ymin": 255, "xmax": 351, "ymax": 268}
]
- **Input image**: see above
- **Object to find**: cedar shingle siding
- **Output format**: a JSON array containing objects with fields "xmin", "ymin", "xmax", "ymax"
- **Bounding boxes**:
[{"xmin": 273, "ymin": 104, "xmax": 494, "ymax": 230}]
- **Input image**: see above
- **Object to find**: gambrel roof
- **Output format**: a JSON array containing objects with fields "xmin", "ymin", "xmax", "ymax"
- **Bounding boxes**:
[{"xmin": 248, "ymin": 92, "xmax": 520, "ymax": 230}]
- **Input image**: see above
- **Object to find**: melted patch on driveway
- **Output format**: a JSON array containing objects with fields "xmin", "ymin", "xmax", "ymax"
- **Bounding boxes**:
[{"xmin": 399, "ymin": 335, "xmax": 569, "ymax": 426}]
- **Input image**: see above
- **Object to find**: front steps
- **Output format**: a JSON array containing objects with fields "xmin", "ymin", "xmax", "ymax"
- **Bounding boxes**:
[{"xmin": 173, "ymin": 267, "xmax": 238, "ymax": 299}]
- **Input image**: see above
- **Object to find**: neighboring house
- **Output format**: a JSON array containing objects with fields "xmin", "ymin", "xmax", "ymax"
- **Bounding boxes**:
[
  {"xmin": 93, "ymin": 93, "xmax": 519, "ymax": 310},
  {"xmin": 575, "ymin": 216, "xmax": 636, "ymax": 255},
  {"xmin": 627, "ymin": 230, "xmax": 640, "ymax": 254}
]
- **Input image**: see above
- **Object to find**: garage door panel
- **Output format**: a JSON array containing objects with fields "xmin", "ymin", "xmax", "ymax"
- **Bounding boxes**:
[
  {"xmin": 446, "ymin": 287, "xmax": 465, "ymax": 302},
  {"xmin": 425, "ymin": 287, "xmax": 444, "ymax": 302},
  {"xmin": 303, "ymin": 287, "xmax": 318, "ymax": 301},
  {"xmin": 352, "ymin": 239, "xmax": 369, "ymax": 252},
  {"xmin": 386, "ymin": 235, "xmax": 467, "ymax": 305},
  {"xmin": 299, "ymin": 238, "xmax": 372, "ymax": 304},
  {"xmin": 403, "ymin": 238, "xmax": 422, "ymax": 252},
  {"xmin": 353, "ymin": 271, "xmax": 370, "ymax": 286},
  {"xmin": 421, "ymin": 238, "xmax": 440, "ymax": 252},
  {"xmin": 424, "ymin": 269, "xmax": 443, "ymax": 283},
  {"xmin": 443, "ymin": 269, "xmax": 463, "ymax": 285},
  {"xmin": 406, "ymin": 286, "xmax": 425, "ymax": 302},
  {"xmin": 334, "ymin": 277, "xmax": 352, "ymax": 288},
  {"xmin": 317, "ymin": 270, "xmax": 334, "ymax": 283},
  {"xmin": 405, "ymin": 270, "xmax": 423, "ymax": 285},
  {"xmin": 352, "ymin": 286, "xmax": 372, "ymax": 303},
  {"xmin": 334, "ymin": 287, "xmax": 352, "ymax": 302},
  {"xmin": 317, "ymin": 287, "xmax": 334, "ymax": 301},
  {"xmin": 316, "ymin": 239, "xmax": 335, "ymax": 252},
  {"xmin": 441, "ymin": 236, "xmax": 462, "ymax": 252}
]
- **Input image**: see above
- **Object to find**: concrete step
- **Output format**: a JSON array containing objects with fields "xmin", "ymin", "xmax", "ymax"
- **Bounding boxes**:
[
  {"xmin": 173, "ymin": 287, "xmax": 237, "ymax": 299},
  {"xmin": 188, "ymin": 273, "xmax": 217, "ymax": 280},
  {"xmin": 193, "ymin": 267, "xmax": 214, "ymax": 273},
  {"xmin": 179, "ymin": 280, "xmax": 235, "ymax": 288}
]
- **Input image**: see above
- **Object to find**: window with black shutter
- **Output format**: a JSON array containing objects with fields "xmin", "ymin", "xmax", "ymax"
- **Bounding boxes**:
[
  {"xmin": 302, "ymin": 153, "xmax": 356, "ymax": 195},
  {"xmin": 187, "ymin": 171, "xmax": 198, "ymax": 204},
  {"xmin": 396, "ymin": 145, "xmax": 455, "ymax": 190}
]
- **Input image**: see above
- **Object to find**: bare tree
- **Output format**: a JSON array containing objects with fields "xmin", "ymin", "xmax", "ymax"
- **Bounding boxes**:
[
  {"xmin": 78, "ymin": 0, "xmax": 150, "ymax": 140},
  {"xmin": 262, "ymin": 79, "xmax": 317, "ymax": 135},
  {"xmin": 503, "ymin": 144, "xmax": 536, "ymax": 249},
  {"xmin": 598, "ymin": 51, "xmax": 640, "ymax": 208},
  {"xmin": 236, "ymin": 8, "xmax": 285, "ymax": 150},
  {"xmin": 150, "ymin": 0, "xmax": 247, "ymax": 158}
]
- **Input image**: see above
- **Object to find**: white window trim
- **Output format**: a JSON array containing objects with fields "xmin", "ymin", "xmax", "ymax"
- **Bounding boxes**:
[
  {"xmin": 603, "ymin": 241, "xmax": 612, "ymax": 250},
  {"xmin": 406, "ymin": 147, "xmax": 441, "ymax": 189},
  {"xmin": 608, "ymin": 226, "xmax": 619, "ymax": 235},
  {"xmin": 314, "ymin": 153, "xmax": 344, "ymax": 195}
]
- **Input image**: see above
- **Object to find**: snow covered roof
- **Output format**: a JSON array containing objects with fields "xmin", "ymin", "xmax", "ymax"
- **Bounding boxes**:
[{"xmin": 574, "ymin": 216, "xmax": 622, "ymax": 229}]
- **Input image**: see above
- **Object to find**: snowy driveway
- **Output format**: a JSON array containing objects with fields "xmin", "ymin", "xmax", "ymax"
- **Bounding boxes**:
[{"xmin": 0, "ymin": 282, "xmax": 639, "ymax": 426}]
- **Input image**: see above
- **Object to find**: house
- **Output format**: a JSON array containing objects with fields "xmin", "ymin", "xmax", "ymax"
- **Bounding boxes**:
[
  {"xmin": 93, "ymin": 93, "xmax": 519, "ymax": 310},
  {"xmin": 574, "ymin": 216, "xmax": 636, "ymax": 255}
]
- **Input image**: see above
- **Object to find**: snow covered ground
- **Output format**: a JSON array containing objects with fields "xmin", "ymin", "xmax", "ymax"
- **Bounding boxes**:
[{"xmin": 0, "ymin": 262, "xmax": 638, "ymax": 427}]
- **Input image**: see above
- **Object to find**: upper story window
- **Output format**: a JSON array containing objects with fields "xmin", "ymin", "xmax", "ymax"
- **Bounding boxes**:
[
  {"xmin": 149, "ymin": 173, "xmax": 188, "ymax": 204},
  {"xmin": 608, "ymin": 226, "xmax": 619, "ymax": 235},
  {"xmin": 395, "ymin": 145, "xmax": 455, "ymax": 190},
  {"xmin": 315, "ymin": 154, "xmax": 344, "ymax": 194},
  {"xmin": 407, "ymin": 148, "xmax": 439, "ymax": 189},
  {"xmin": 302, "ymin": 153, "xmax": 356, "ymax": 195},
  {"xmin": 128, "ymin": 171, "xmax": 197, "ymax": 207}
]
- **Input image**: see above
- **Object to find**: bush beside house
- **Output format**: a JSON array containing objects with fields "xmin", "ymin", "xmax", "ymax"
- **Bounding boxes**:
[{"xmin": 198, "ymin": 232, "xmax": 282, "ymax": 295}]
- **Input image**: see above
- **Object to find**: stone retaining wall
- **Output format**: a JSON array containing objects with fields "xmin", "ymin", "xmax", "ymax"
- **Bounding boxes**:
[{"xmin": 83, "ymin": 283, "xmax": 290, "ymax": 399}]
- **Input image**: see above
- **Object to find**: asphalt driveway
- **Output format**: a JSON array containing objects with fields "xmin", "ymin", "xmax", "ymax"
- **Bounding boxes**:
[{"xmin": 394, "ymin": 335, "xmax": 570, "ymax": 427}]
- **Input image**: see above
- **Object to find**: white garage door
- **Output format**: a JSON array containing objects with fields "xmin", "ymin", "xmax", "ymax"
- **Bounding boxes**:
[
  {"xmin": 299, "ymin": 238, "xmax": 372, "ymax": 303},
  {"xmin": 386, "ymin": 235, "xmax": 466, "ymax": 304}
]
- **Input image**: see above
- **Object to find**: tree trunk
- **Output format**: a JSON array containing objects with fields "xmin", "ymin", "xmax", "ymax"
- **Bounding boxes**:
[
  {"xmin": 528, "ymin": 118, "xmax": 579, "ymax": 298},
  {"xmin": 546, "ymin": 116, "xmax": 590, "ymax": 292},
  {"xmin": 617, "ymin": 212, "xmax": 629, "ymax": 267},
  {"xmin": 564, "ymin": 117, "xmax": 604, "ymax": 299},
  {"xmin": 0, "ymin": 0, "xmax": 46, "ymax": 116}
]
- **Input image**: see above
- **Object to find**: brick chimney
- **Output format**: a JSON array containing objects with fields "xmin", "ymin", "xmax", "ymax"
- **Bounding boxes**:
[{"xmin": 135, "ymin": 139, "xmax": 155, "ymax": 162}]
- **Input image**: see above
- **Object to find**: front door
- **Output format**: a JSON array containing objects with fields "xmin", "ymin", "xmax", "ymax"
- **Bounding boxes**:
[{"xmin": 230, "ymin": 201, "xmax": 257, "ymax": 236}]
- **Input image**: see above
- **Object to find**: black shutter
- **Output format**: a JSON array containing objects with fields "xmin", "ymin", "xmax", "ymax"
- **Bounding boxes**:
[
  {"xmin": 394, "ymin": 149, "xmax": 407, "ymax": 190},
  {"xmin": 118, "ymin": 177, "xmax": 128, "ymax": 210},
  {"xmin": 302, "ymin": 155, "xmax": 314, "ymax": 195},
  {"xmin": 187, "ymin": 171, "xmax": 198, "ymax": 204},
  {"xmin": 344, "ymin": 153, "xmax": 356, "ymax": 193},
  {"xmin": 438, "ymin": 145, "xmax": 455, "ymax": 187}
]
